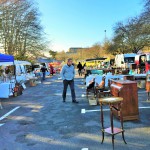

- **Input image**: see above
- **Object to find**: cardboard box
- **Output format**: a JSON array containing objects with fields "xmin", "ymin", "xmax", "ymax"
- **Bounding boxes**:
[
  {"xmin": 89, "ymin": 97, "xmax": 97, "ymax": 105},
  {"xmin": 29, "ymin": 79, "xmax": 36, "ymax": 87}
]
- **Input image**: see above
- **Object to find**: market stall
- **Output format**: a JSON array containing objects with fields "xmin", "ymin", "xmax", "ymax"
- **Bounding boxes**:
[
  {"xmin": 14, "ymin": 60, "xmax": 34, "ymax": 83},
  {"xmin": 0, "ymin": 53, "xmax": 15, "ymax": 109}
]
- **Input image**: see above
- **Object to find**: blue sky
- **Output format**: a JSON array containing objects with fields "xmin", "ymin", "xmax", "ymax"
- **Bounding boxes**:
[{"xmin": 35, "ymin": 0, "xmax": 143, "ymax": 52}]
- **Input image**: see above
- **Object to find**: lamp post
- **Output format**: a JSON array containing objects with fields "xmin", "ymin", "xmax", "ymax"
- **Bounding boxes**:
[{"xmin": 104, "ymin": 30, "xmax": 106, "ymax": 42}]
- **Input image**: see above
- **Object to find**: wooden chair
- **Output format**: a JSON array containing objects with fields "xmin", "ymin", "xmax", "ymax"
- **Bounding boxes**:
[
  {"xmin": 86, "ymin": 76, "xmax": 96, "ymax": 98},
  {"xmin": 95, "ymin": 77, "xmax": 111, "ymax": 99},
  {"xmin": 86, "ymin": 81, "xmax": 95, "ymax": 98}
]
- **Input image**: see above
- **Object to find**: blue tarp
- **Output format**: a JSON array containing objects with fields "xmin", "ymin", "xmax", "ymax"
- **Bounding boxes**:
[{"xmin": 0, "ymin": 53, "xmax": 14, "ymax": 62}]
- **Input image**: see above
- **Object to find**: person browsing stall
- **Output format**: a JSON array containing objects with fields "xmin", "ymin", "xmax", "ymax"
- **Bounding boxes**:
[
  {"xmin": 40, "ymin": 65, "xmax": 48, "ymax": 80},
  {"xmin": 60, "ymin": 58, "xmax": 78, "ymax": 103},
  {"xmin": 5, "ymin": 66, "xmax": 11, "ymax": 80},
  {"xmin": 146, "ymin": 66, "xmax": 150, "ymax": 100},
  {"xmin": 77, "ymin": 62, "xmax": 83, "ymax": 76}
]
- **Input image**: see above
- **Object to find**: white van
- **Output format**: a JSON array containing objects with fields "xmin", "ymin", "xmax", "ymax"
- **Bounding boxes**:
[{"xmin": 115, "ymin": 53, "xmax": 136, "ymax": 68}]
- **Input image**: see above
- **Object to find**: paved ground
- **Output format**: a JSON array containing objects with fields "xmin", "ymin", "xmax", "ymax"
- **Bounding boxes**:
[{"xmin": 0, "ymin": 73, "xmax": 150, "ymax": 150}]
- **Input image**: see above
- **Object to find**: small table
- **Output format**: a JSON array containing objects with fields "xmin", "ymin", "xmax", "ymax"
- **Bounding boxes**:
[{"xmin": 99, "ymin": 97, "xmax": 127, "ymax": 149}]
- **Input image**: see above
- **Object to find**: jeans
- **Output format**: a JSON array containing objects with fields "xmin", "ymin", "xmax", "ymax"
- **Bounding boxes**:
[
  {"xmin": 78, "ymin": 69, "xmax": 82, "ymax": 76},
  {"xmin": 42, "ymin": 72, "xmax": 46, "ymax": 80},
  {"xmin": 62, "ymin": 79, "xmax": 76, "ymax": 101}
]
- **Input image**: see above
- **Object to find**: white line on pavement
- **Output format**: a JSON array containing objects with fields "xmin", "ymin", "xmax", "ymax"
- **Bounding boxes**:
[
  {"xmin": 81, "ymin": 106, "xmax": 150, "ymax": 114},
  {"xmin": 81, "ymin": 109, "xmax": 86, "ymax": 113},
  {"xmin": 0, "ymin": 123, "xmax": 5, "ymax": 127},
  {"xmin": 81, "ymin": 108, "xmax": 109, "ymax": 114},
  {"xmin": 138, "ymin": 91, "xmax": 146, "ymax": 94},
  {"xmin": 81, "ymin": 148, "xmax": 88, "ymax": 150},
  {"xmin": 0, "ymin": 106, "xmax": 20, "ymax": 121},
  {"xmin": 139, "ymin": 106, "xmax": 150, "ymax": 109}
]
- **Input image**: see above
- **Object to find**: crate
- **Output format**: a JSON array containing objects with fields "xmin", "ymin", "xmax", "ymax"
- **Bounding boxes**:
[
  {"xmin": 137, "ymin": 80, "xmax": 145, "ymax": 88},
  {"xmin": 89, "ymin": 97, "xmax": 97, "ymax": 105},
  {"xmin": 29, "ymin": 79, "xmax": 37, "ymax": 87}
]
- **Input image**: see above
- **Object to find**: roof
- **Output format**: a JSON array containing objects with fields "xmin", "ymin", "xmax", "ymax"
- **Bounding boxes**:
[
  {"xmin": 37, "ymin": 58, "xmax": 56, "ymax": 63},
  {"xmin": 14, "ymin": 60, "xmax": 31, "ymax": 65},
  {"xmin": 0, "ymin": 53, "xmax": 14, "ymax": 66},
  {"xmin": 0, "ymin": 53, "xmax": 14, "ymax": 62},
  {"xmin": 123, "ymin": 53, "xmax": 136, "ymax": 57},
  {"xmin": 85, "ymin": 58, "xmax": 107, "ymax": 61}
]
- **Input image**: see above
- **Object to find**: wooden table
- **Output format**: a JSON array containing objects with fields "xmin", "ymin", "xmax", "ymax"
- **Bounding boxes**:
[{"xmin": 99, "ymin": 97, "xmax": 127, "ymax": 149}]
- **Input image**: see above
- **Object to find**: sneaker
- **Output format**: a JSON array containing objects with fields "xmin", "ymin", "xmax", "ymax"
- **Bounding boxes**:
[{"xmin": 72, "ymin": 100, "xmax": 79, "ymax": 103}]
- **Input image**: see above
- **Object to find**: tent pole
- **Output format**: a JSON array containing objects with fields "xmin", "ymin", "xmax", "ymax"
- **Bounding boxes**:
[
  {"xmin": 13, "ymin": 62, "xmax": 16, "ymax": 81},
  {"xmin": 0, "ymin": 99, "xmax": 3, "ymax": 109}
]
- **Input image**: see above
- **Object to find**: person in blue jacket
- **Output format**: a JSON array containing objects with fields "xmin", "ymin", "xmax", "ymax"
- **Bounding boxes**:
[{"xmin": 60, "ymin": 58, "xmax": 78, "ymax": 103}]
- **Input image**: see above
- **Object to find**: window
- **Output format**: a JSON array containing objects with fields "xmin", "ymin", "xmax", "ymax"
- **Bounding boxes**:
[
  {"xmin": 124, "ymin": 57, "xmax": 135, "ymax": 63},
  {"xmin": 146, "ymin": 55, "xmax": 150, "ymax": 61}
]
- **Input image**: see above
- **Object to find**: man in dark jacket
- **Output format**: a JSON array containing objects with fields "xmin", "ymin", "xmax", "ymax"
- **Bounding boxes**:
[
  {"xmin": 40, "ymin": 65, "xmax": 48, "ymax": 80},
  {"xmin": 77, "ymin": 62, "xmax": 83, "ymax": 76}
]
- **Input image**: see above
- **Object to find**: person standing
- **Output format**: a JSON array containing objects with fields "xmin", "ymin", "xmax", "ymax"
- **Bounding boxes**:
[
  {"xmin": 40, "ymin": 65, "xmax": 48, "ymax": 80},
  {"xmin": 77, "ymin": 62, "xmax": 83, "ymax": 76},
  {"xmin": 5, "ymin": 66, "xmax": 11, "ymax": 80},
  {"xmin": 146, "ymin": 67, "xmax": 150, "ymax": 101},
  {"xmin": 50, "ymin": 65, "xmax": 54, "ymax": 76},
  {"xmin": 60, "ymin": 58, "xmax": 78, "ymax": 103}
]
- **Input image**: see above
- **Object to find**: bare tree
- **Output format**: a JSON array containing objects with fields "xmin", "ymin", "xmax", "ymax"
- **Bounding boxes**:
[{"xmin": 0, "ymin": 0, "xmax": 49, "ymax": 61}]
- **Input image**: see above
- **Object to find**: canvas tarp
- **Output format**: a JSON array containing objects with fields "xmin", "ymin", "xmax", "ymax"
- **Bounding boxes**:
[{"xmin": 0, "ymin": 53, "xmax": 14, "ymax": 65}]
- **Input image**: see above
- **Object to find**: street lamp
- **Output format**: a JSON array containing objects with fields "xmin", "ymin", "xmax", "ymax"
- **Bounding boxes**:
[{"xmin": 104, "ymin": 30, "xmax": 106, "ymax": 42}]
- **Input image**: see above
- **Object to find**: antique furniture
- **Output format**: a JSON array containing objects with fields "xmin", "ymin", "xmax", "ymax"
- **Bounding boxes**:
[
  {"xmin": 123, "ymin": 75, "xmax": 135, "ymax": 81},
  {"xmin": 99, "ymin": 97, "xmax": 127, "ymax": 149},
  {"xmin": 110, "ymin": 79, "xmax": 139, "ymax": 121}
]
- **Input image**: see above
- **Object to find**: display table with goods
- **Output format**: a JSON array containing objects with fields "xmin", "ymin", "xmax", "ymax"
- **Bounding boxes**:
[
  {"xmin": 16, "ymin": 74, "xmax": 26, "ymax": 82},
  {"xmin": 0, "ymin": 82, "xmax": 15, "ymax": 98},
  {"xmin": 27, "ymin": 73, "xmax": 41, "ymax": 86},
  {"xmin": 29, "ymin": 77, "xmax": 38, "ymax": 86},
  {"xmin": 134, "ymin": 74, "xmax": 146, "ymax": 80},
  {"xmin": 0, "ymin": 53, "xmax": 15, "ymax": 108}
]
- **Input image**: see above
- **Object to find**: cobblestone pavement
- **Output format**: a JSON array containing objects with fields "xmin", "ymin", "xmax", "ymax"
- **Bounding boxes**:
[{"xmin": 0, "ymin": 74, "xmax": 150, "ymax": 150}]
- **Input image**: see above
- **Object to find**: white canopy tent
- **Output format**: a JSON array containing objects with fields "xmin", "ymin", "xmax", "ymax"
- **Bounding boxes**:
[
  {"xmin": 0, "ymin": 62, "xmax": 14, "ymax": 66},
  {"xmin": 0, "ymin": 59, "xmax": 32, "ymax": 81},
  {"xmin": 15, "ymin": 60, "xmax": 31, "ymax": 75},
  {"xmin": 14, "ymin": 60, "xmax": 31, "ymax": 66},
  {"xmin": 0, "ymin": 54, "xmax": 14, "ymax": 109}
]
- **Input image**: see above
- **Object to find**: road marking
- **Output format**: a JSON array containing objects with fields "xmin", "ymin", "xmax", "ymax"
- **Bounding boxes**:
[
  {"xmin": 81, "ymin": 148, "xmax": 88, "ymax": 150},
  {"xmin": 81, "ymin": 108, "xmax": 109, "ymax": 114},
  {"xmin": 138, "ymin": 91, "xmax": 146, "ymax": 94},
  {"xmin": 81, "ymin": 94, "xmax": 86, "ymax": 97},
  {"xmin": 81, "ymin": 106, "xmax": 150, "ymax": 114},
  {"xmin": 81, "ymin": 109, "xmax": 86, "ymax": 113},
  {"xmin": 139, "ymin": 106, "xmax": 150, "ymax": 109},
  {"xmin": 0, "ymin": 123, "xmax": 5, "ymax": 127},
  {"xmin": 0, "ymin": 106, "xmax": 20, "ymax": 121}
]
